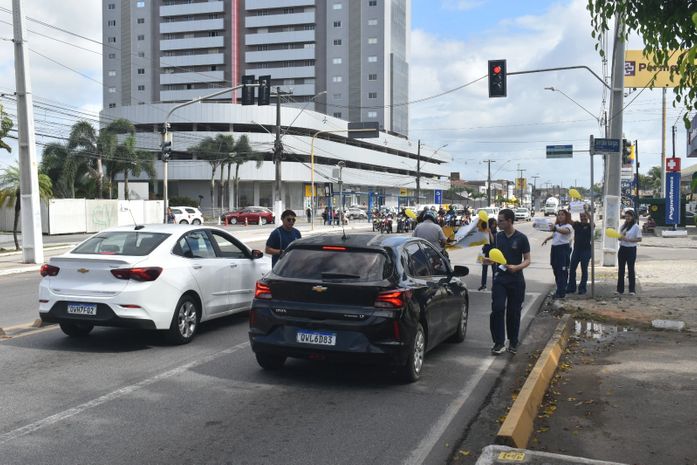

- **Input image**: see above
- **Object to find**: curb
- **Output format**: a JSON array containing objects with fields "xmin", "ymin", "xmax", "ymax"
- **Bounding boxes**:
[{"xmin": 495, "ymin": 313, "xmax": 574, "ymax": 448}]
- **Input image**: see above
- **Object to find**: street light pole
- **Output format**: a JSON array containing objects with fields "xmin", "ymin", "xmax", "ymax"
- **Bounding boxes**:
[{"xmin": 337, "ymin": 161, "xmax": 345, "ymax": 226}]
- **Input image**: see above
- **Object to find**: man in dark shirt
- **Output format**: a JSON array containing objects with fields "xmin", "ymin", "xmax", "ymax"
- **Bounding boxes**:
[
  {"xmin": 486, "ymin": 208, "xmax": 531, "ymax": 355},
  {"xmin": 566, "ymin": 210, "xmax": 593, "ymax": 295},
  {"xmin": 265, "ymin": 210, "xmax": 302, "ymax": 267}
]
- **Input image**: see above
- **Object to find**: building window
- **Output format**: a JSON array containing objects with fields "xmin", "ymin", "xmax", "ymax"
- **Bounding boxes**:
[
  {"xmin": 283, "ymin": 7, "xmax": 295, "ymax": 14},
  {"xmin": 332, "ymin": 93, "xmax": 342, "ymax": 99},
  {"xmin": 368, "ymin": 19, "xmax": 378, "ymax": 26},
  {"xmin": 367, "ymin": 111, "xmax": 377, "ymax": 118},
  {"xmin": 108, "ymin": 53, "xmax": 116, "ymax": 59},
  {"xmin": 333, "ymin": 39, "xmax": 342, "ymax": 46},
  {"xmin": 368, "ymin": 92, "xmax": 377, "ymax": 99},
  {"xmin": 107, "ymin": 70, "xmax": 116, "ymax": 77},
  {"xmin": 333, "ymin": 21, "xmax": 341, "ymax": 27},
  {"xmin": 107, "ymin": 3, "xmax": 115, "ymax": 10},
  {"xmin": 136, "ymin": 1, "xmax": 145, "ymax": 7},
  {"xmin": 333, "ymin": 112, "xmax": 342, "ymax": 118},
  {"xmin": 108, "ymin": 87, "xmax": 116, "ymax": 93},
  {"xmin": 369, "ymin": 0, "xmax": 377, "ymax": 5},
  {"xmin": 332, "ymin": 76, "xmax": 343, "ymax": 83},
  {"xmin": 137, "ymin": 68, "xmax": 145, "ymax": 75},
  {"xmin": 137, "ymin": 85, "xmax": 145, "ymax": 91},
  {"xmin": 137, "ymin": 51, "xmax": 145, "ymax": 57},
  {"xmin": 368, "ymin": 73, "xmax": 378, "ymax": 81},
  {"xmin": 107, "ymin": 37, "xmax": 116, "ymax": 43},
  {"xmin": 368, "ymin": 56, "xmax": 378, "ymax": 63},
  {"xmin": 137, "ymin": 18, "xmax": 145, "ymax": 24},
  {"xmin": 333, "ymin": 3, "xmax": 342, "ymax": 9},
  {"xmin": 137, "ymin": 34, "xmax": 145, "ymax": 40},
  {"xmin": 108, "ymin": 103, "xmax": 116, "ymax": 108},
  {"xmin": 332, "ymin": 57, "xmax": 342, "ymax": 64},
  {"xmin": 107, "ymin": 20, "xmax": 116, "ymax": 26},
  {"xmin": 368, "ymin": 37, "xmax": 378, "ymax": 44}
]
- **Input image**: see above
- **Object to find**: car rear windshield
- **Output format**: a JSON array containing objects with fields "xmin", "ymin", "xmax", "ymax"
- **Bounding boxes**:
[
  {"xmin": 72, "ymin": 231, "xmax": 169, "ymax": 256},
  {"xmin": 274, "ymin": 248, "xmax": 391, "ymax": 281}
]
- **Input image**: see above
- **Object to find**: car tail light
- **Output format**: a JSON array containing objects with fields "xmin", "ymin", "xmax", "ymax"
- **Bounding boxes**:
[
  {"xmin": 322, "ymin": 246, "xmax": 347, "ymax": 251},
  {"xmin": 374, "ymin": 289, "xmax": 412, "ymax": 309},
  {"xmin": 255, "ymin": 281, "xmax": 272, "ymax": 299},
  {"xmin": 40, "ymin": 264, "xmax": 60, "ymax": 277},
  {"xmin": 111, "ymin": 267, "xmax": 163, "ymax": 281}
]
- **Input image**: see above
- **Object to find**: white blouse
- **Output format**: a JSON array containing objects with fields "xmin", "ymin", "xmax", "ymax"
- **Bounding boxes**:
[
  {"xmin": 619, "ymin": 223, "xmax": 641, "ymax": 248},
  {"xmin": 551, "ymin": 224, "xmax": 573, "ymax": 246}
]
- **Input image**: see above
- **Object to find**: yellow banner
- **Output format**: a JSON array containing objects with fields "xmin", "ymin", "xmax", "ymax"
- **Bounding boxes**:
[
  {"xmin": 624, "ymin": 50, "xmax": 681, "ymax": 88},
  {"xmin": 399, "ymin": 187, "xmax": 408, "ymax": 196},
  {"xmin": 304, "ymin": 184, "xmax": 317, "ymax": 197},
  {"xmin": 515, "ymin": 178, "xmax": 527, "ymax": 190}
]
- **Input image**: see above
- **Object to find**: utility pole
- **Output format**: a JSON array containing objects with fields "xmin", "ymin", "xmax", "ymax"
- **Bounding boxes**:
[
  {"xmin": 273, "ymin": 86, "xmax": 292, "ymax": 211},
  {"xmin": 13, "ymin": 0, "xmax": 43, "ymax": 264},
  {"xmin": 634, "ymin": 140, "xmax": 640, "ymax": 212},
  {"xmin": 660, "ymin": 88, "xmax": 667, "ymax": 196},
  {"xmin": 531, "ymin": 175, "xmax": 540, "ymax": 210},
  {"xmin": 415, "ymin": 140, "xmax": 421, "ymax": 206},
  {"xmin": 484, "ymin": 159, "xmax": 496, "ymax": 206},
  {"xmin": 516, "ymin": 165, "xmax": 526, "ymax": 206}
]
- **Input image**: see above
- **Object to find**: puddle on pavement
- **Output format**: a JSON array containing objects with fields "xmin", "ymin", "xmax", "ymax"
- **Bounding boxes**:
[{"xmin": 573, "ymin": 319, "xmax": 631, "ymax": 341}]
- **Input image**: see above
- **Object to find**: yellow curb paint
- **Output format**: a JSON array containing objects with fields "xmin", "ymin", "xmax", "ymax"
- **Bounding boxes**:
[{"xmin": 495, "ymin": 314, "xmax": 573, "ymax": 448}]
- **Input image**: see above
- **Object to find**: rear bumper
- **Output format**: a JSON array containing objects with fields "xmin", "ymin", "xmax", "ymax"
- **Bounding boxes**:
[{"xmin": 40, "ymin": 301, "xmax": 157, "ymax": 330}]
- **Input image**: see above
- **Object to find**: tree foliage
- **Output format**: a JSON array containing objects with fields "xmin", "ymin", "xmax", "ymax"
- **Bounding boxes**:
[
  {"xmin": 587, "ymin": 1, "xmax": 697, "ymax": 127},
  {"xmin": 0, "ymin": 103, "xmax": 12, "ymax": 153}
]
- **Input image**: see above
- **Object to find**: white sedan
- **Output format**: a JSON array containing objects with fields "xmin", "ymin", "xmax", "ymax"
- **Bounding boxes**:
[
  {"xmin": 515, "ymin": 208, "xmax": 531, "ymax": 221},
  {"xmin": 38, "ymin": 225, "xmax": 271, "ymax": 344}
]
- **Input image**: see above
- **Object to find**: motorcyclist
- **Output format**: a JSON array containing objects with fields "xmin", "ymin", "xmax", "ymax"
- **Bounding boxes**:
[{"xmin": 413, "ymin": 210, "xmax": 447, "ymax": 257}]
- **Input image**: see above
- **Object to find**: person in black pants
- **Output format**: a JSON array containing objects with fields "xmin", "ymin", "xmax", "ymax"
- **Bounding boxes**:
[
  {"xmin": 542, "ymin": 210, "xmax": 573, "ymax": 298},
  {"xmin": 485, "ymin": 209, "xmax": 531, "ymax": 355},
  {"xmin": 617, "ymin": 209, "xmax": 642, "ymax": 295},
  {"xmin": 566, "ymin": 210, "xmax": 593, "ymax": 295},
  {"xmin": 478, "ymin": 218, "xmax": 498, "ymax": 291}
]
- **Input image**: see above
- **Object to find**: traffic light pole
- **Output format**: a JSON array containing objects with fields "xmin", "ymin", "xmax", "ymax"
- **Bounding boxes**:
[
  {"xmin": 416, "ymin": 140, "xmax": 421, "ymax": 206},
  {"xmin": 484, "ymin": 159, "xmax": 495, "ymax": 206},
  {"xmin": 273, "ymin": 87, "xmax": 293, "ymax": 211}
]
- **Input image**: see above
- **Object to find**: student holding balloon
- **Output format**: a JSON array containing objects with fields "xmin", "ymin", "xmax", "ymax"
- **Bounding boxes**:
[{"xmin": 541, "ymin": 210, "xmax": 574, "ymax": 299}]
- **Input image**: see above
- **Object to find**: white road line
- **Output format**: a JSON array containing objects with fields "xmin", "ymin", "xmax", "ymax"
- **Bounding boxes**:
[
  {"xmin": 0, "ymin": 341, "xmax": 250, "ymax": 445},
  {"xmin": 403, "ymin": 294, "xmax": 539, "ymax": 465}
]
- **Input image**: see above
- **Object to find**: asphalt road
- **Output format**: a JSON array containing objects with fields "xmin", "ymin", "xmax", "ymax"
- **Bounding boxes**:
[{"xmin": 0, "ymin": 223, "xmax": 554, "ymax": 465}]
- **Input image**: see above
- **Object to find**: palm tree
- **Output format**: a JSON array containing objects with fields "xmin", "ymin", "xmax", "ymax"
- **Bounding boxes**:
[
  {"xmin": 113, "ymin": 135, "xmax": 156, "ymax": 200},
  {"xmin": 0, "ymin": 103, "xmax": 12, "ymax": 153},
  {"xmin": 39, "ymin": 142, "xmax": 72, "ymax": 198},
  {"xmin": 101, "ymin": 119, "xmax": 138, "ymax": 199},
  {"xmin": 229, "ymin": 135, "xmax": 263, "ymax": 209},
  {"xmin": 0, "ymin": 163, "xmax": 53, "ymax": 250},
  {"xmin": 189, "ymin": 135, "xmax": 234, "ymax": 211}
]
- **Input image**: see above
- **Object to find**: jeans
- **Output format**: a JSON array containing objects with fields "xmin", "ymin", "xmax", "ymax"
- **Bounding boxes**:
[
  {"xmin": 566, "ymin": 248, "xmax": 591, "ymax": 293},
  {"xmin": 617, "ymin": 246, "xmax": 637, "ymax": 293},
  {"xmin": 490, "ymin": 275, "xmax": 526, "ymax": 346},
  {"xmin": 480, "ymin": 264, "xmax": 496, "ymax": 288},
  {"xmin": 550, "ymin": 244, "xmax": 571, "ymax": 297}
]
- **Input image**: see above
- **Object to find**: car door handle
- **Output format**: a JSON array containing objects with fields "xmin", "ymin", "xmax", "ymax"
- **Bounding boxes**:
[
  {"xmin": 230, "ymin": 264, "xmax": 238, "ymax": 268},
  {"xmin": 192, "ymin": 264, "xmax": 202, "ymax": 270}
]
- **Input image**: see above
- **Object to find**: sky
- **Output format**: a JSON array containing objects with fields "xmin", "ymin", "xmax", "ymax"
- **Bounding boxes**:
[{"xmin": 0, "ymin": 0, "xmax": 694, "ymax": 190}]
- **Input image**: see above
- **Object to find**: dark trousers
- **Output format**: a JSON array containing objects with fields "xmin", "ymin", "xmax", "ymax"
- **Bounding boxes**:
[
  {"xmin": 566, "ymin": 248, "xmax": 591, "ymax": 293},
  {"xmin": 550, "ymin": 244, "xmax": 571, "ymax": 297},
  {"xmin": 490, "ymin": 276, "xmax": 526, "ymax": 346},
  {"xmin": 480, "ymin": 264, "xmax": 496, "ymax": 288},
  {"xmin": 617, "ymin": 246, "xmax": 637, "ymax": 293}
]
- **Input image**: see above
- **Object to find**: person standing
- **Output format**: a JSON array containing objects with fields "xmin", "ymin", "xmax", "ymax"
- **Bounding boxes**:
[
  {"xmin": 487, "ymin": 208, "xmax": 530, "ymax": 355},
  {"xmin": 265, "ymin": 210, "xmax": 302, "ymax": 267},
  {"xmin": 166, "ymin": 207, "xmax": 175, "ymax": 224},
  {"xmin": 617, "ymin": 209, "xmax": 642, "ymax": 295},
  {"xmin": 566, "ymin": 210, "xmax": 593, "ymax": 295},
  {"xmin": 306, "ymin": 207, "xmax": 312, "ymax": 223},
  {"xmin": 412, "ymin": 210, "xmax": 447, "ymax": 255},
  {"xmin": 478, "ymin": 218, "xmax": 498, "ymax": 291},
  {"xmin": 542, "ymin": 210, "xmax": 573, "ymax": 298}
]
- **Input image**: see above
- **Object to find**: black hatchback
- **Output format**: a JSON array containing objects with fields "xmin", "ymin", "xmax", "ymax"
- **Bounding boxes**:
[{"xmin": 248, "ymin": 233, "xmax": 469, "ymax": 382}]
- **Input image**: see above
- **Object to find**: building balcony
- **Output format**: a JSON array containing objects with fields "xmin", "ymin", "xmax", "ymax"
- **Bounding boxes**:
[
  {"xmin": 160, "ymin": 71, "xmax": 225, "ymax": 85},
  {"xmin": 245, "ymin": 12, "xmax": 315, "ymax": 29},
  {"xmin": 159, "ymin": 1, "xmax": 223, "ymax": 17},
  {"xmin": 245, "ymin": 30, "xmax": 315, "ymax": 46},
  {"xmin": 246, "ymin": 0, "xmax": 315, "ymax": 9},
  {"xmin": 243, "ymin": 65, "xmax": 315, "ymax": 80},
  {"xmin": 160, "ymin": 36, "xmax": 225, "ymax": 51},
  {"xmin": 160, "ymin": 53, "xmax": 225, "ymax": 68},
  {"xmin": 245, "ymin": 47, "xmax": 315, "ymax": 63},
  {"xmin": 160, "ymin": 88, "xmax": 234, "ymax": 102},
  {"xmin": 160, "ymin": 19, "xmax": 224, "ymax": 34}
]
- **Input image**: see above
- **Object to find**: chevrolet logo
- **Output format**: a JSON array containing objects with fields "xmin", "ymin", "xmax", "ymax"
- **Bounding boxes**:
[
  {"xmin": 312, "ymin": 285, "xmax": 328, "ymax": 293},
  {"xmin": 77, "ymin": 268, "xmax": 89, "ymax": 274}
]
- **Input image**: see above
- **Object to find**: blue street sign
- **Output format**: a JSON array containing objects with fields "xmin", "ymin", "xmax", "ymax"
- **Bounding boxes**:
[
  {"xmin": 593, "ymin": 138, "xmax": 621, "ymax": 154},
  {"xmin": 546, "ymin": 145, "xmax": 573, "ymax": 158},
  {"xmin": 665, "ymin": 172, "xmax": 681, "ymax": 225},
  {"xmin": 434, "ymin": 189, "xmax": 443, "ymax": 204}
]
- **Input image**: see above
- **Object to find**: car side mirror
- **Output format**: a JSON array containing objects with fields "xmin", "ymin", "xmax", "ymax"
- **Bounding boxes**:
[
  {"xmin": 251, "ymin": 249, "xmax": 264, "ymax": 259},
  {"xmin": 452, "ymin": 265, "xmax": 469, "ymax": 277}
]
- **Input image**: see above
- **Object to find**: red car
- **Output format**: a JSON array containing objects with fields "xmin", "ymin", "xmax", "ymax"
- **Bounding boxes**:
[{"xmin": 223, "ymin": 206, "xmax": 275, "ymax": 225}]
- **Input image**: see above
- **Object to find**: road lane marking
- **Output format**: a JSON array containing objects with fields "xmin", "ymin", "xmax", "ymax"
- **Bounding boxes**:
[
  {"xmin": 0, "ymin": 341, "xmax": 250, "ymax": 445},
  {"xmin": 402, "ymin": 294, "xmax": 539, "ymax": 465}
]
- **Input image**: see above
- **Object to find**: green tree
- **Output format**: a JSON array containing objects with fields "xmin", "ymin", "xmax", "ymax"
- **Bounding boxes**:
[
  {"xmin": 0, "ymin": 163, "xmax": 53, "ymax": 250},
  {"xmin": 228, "ymin": 135, "xmax": 263, "ymax": 209},
  {"xmin": 39, "ymin": 142, "xmax": 73, "ymax": 198},
  {"xmin": 587, "ymin": 1, "xmax": 697, "ymax": 127},
  {"xmin": 190, "ymin": 135, "xmax": 227, "ymax": 211},
  {"xmin": 0, "ymin": 103, "xmax": 12, "ymax": 153},
  {"xmin": 112, "ymin": 135, "xmax": 155, "ymax": 201}
]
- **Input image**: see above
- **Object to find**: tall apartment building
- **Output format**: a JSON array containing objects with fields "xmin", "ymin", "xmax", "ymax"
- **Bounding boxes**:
[{"xmin": 102, "ymin": 0, "xmax": 410, "ymax": 135}]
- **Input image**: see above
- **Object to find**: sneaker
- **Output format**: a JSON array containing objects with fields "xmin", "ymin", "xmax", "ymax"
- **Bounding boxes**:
[
  {"xmin": 614, "ymin": 291, "xmax": 623, "ymax": 295},
  {"xmin": 491, "ymin": 344, "xmax": 506, "ymax": 355},
  {"xmin": 478, "ymin": 285, "xmax": 486, "ymax": 291},
  {"xmin": 508, "ymin": 344, "xmax": 518, "ymax": 355},
  {"xmin": 578, "ymin": 289, "xmax": 587, "ymax": 295},
  {"xmin": 629, "ymin": 292, "xmax": 636, "ymax": 296}
]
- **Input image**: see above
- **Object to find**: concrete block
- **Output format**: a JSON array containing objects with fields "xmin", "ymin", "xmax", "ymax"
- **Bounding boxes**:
[
  {"xmin": 661, "ymin": 229, "xmax": 688, "ymax": 237},
  {"xmin": 475, "ymin": 445, "xmax": 628, "ymax": 465}
]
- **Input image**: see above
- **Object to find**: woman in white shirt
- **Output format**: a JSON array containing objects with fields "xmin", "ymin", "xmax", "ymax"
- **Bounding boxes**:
[
  {"xmin": 617, "ymin": 209, "xmax": 642, "ymax": 295},
  {"xmin": 542, "ymin": 210, "xmax": 574, "ymax": 298}
]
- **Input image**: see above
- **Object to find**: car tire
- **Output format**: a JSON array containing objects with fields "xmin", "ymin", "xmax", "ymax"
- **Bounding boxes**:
[
  {"xmin": 230, "ymin": 218, "xmax": 238, "ymax": 225},
  {"xmin": 399, "ymin": 323, "xmax": 425, "ymax": 383},
  {"xmin": 179, "ymin": 220, "xmax": 189, "ymax": 224},
  {"xmin": 59, "ymin": 321, "xmax": 94, "ymax": 337},
  {"xmin": 260, "ymin": 217, "xmax": 268, "ymax": 225},
  {"xmin": 192, "ymin": 219, "xmax": 201, "ymax": 225},
  {"xmin": 449, "ymin": 300, "xmax": 469, "ymax": 343},
  {"xmin": 167, "ymin": 295, "xmax": 199, "ymax": 345},
  {"xmin": 255, "ymin": 352, "xmax": 286, "ymax": 370}
]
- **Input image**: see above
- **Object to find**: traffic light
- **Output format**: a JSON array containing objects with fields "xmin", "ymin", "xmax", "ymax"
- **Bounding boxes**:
[
  {"xmin": 488, "ymin": 59, "xmax": 507, "ymax": 98},
  {"xmin": 258, "ymin": 75, "xmax": 271, "ymax": 106},
  {"xmin": 161, "ymin": 141, "xmax": 172, "ymax": 160},
  {"xmin": 622, "ymin": 139, "xmax": 632, "ymax": 166},
  {"xmin": 241, "ymin": 75, "xmax": 255, "ymax": 105}
]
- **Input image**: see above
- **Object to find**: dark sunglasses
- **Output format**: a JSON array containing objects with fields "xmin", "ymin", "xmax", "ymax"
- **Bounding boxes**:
[{"xmin": 284, "ymin": 217, "xmax": 296, "ymax": 222}]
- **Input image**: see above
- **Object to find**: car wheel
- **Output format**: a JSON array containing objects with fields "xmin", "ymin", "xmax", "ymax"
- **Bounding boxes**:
[
  {"xmin": 179, "ymin": 220, "xmax": 189, "ymax": 224},
  {"xmin": 260, "ymin": 217, "xmax": 268, "ymax": 225},
  {"xmin": 167, "ymin": 295, "xmax": 199, "ymax": 345},
  {"xmin": 399, "ymin": 323, "xmax": 425, "ymax": 383},
  {"xmin": 449, "ymin": 300, "xmax": 469, "ymax": 343},
  {"xmin": 230, "ymin": 217, "xmax": 238, "ymax": 225},
  {"xmin": 255, "ymin": 352, "xmax": 286, "ymax": 370},
  {"xmin": 192, "ymin": 219, "xmax": 201, "ymax": 225},
  {"xmin": 59, "ymin": 321, "xmax": 94, "ymax": 337}
]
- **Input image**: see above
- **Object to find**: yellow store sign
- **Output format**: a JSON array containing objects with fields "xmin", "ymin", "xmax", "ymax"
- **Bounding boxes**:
[{"xmin": 624, "ymin": 50, "xmax": 682, "ymax": 88}]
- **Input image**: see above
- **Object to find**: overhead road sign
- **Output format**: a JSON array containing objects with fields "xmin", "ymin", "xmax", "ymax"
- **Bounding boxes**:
[
  {"xmin": 590, "ymin": 137, "xmax": 620, "ymax": 155},
  {"xmin": 546, "ymin": 145, "xmax": 573, "ymax": 158}
]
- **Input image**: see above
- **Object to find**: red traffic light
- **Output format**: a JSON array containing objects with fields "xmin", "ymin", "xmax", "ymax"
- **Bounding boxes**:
[{"xmin": 492, "ymin": 65, "xmax": 502, "ymax": 74}]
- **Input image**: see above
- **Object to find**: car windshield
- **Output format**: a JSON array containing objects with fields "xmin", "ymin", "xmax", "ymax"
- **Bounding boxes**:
[
  {"xmin": 72, "ymin": 231, "xmax": 169, "ymax": 256},
  {"xmin": 274, "ymin": 248, "xmax": 391, "ymax": 281}
]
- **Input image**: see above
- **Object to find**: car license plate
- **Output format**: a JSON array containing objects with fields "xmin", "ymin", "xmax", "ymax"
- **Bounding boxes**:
[
  {"xmin": 66, "ymin": 303, "xmax": 97, "ymax": 316},
  {"xmin": 296, "ymin": 330, "xmax": 336, "ymax": 346}
]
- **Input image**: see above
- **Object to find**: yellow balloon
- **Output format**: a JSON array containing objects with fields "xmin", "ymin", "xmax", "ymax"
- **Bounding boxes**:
[
  {"xmin": 569, "ymin": 188, "xmax": 582, "ymax": 200},
  {"xmin": 478, "ymin": 210, "xmax": 488, "ymax": 222},
  {"xmin": 405, "ymin": 208, "xmax": 417, "ymax": 219},
  {"xmin": 605, "ymin": 227, "xmax": 622, "ymax": 239},
  {"xmin": 442, "ymin": 225, "xmax": 455, "ymax": 240},
  {"xmin": 488, "ymin": 248, "xmax": 507, "ymax": 265}
]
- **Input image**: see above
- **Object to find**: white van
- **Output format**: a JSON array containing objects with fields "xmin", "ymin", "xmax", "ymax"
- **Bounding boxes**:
[{"xmin": 543, "ymin": 198, "xmax": 560, "ymax": 216}]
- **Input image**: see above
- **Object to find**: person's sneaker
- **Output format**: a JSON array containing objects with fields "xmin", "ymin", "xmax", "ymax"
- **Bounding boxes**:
[
  {"xmin": 578, "ymin": 289, "xmax": 587, "ymax": 295},
  {"xmin": 491, "ymin": 344, "xmax": 506, "ymax": 355},
  {"xmin": 629, "ymin": 292, "xmax": 636, "ymax": 296},
  {"xmin": 508, "ymin": 344, "xmax": 518, "ymax": 354},
  {"xmin": 478, "ymin": 285, "xmax": 486, "ymax": 291}
]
